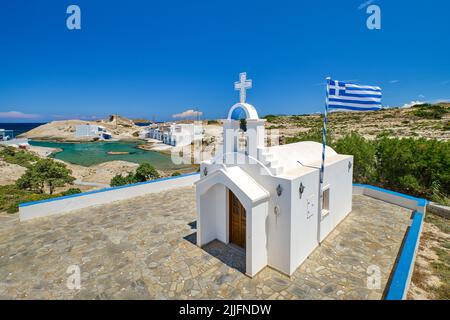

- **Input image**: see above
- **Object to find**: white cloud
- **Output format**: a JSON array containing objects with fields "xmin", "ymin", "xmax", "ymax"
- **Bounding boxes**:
[
  {"xmin": 400, "ymin": 101, "xmax": 424, "ymax": 109},
  {"xmin": 0, "ymin": 111, "xmax": 41, "ymax": 119},
  {"xmin": 441, "ymin": 80, "xmax": 449, "ymax": 85},
  {"xmin": 389, "ymin": 80, "xmax": 400, "ymax": 84},
  {"xmin": 172, "ymin": 109, "xmax": 203, "ymax": 119},
  {"xmin": 418, "ymin": 94, "xmax": 425, "ymax": 99}
]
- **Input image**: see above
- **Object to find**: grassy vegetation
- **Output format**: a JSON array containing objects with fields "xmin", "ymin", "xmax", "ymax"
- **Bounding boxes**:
[
  {"xmin": 265, "ymin": 103, "xmax": 449, "ymax": 143},
  {"xmin": 412, "ymin": 213, "xmax": 450, "ymax": 300},
  {"xmin": 430, "ymin": 246, "xmax": 450, "ymax": 300},
  {"xmin": 0, "ymin": 146, "xmax": 39, "ymax": 167},
  {"xmin": 412, "ymin": 104, "xmax": 449, "ymax": 120},
  {"xmin": 0, "ymin": 184, "xmax": 81, "ymax": 213},
  {"xmin": 443, "ymin": 121, "xmax": 450, "ymax": 131},
  {"xmin": 425, "ymin": 213, "xmax": 450, "ymax": 234},
  {"xmin": 0, "ymin": 147, "xmax": 80, "ymax": 213},
  {"xmin": 285, "ymin": 128, "xmax": 449, "ymax": 203},
  {"xmin": 284, "ymin": 125, "xmax": 334, "ymax": 145},
  {"xmin": 262, "ymin": 114, "xmax": 280, "ymax": 122}
]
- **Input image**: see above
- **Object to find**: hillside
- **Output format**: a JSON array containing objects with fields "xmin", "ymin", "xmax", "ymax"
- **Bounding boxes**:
[
  {"xmin": 264, "ymin": 103, "xmax": 450, "ymax": 143},
  {"xmin": 19, "ymin": 115, "xmax": 141, "ymax": 142}
]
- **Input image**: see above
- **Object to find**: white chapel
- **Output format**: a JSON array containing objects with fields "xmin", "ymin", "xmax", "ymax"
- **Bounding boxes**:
[{"xmin": 195, "ymin": 72, "xmax": 354, "ymax": 277}]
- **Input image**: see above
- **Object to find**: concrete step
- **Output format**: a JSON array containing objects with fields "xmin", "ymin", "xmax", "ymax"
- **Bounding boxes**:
[
  {"xmin": 260, "ymin": 153, "xmax": 274, "ymax": 162},
  {"xmin": 266, "ymin": 159, "xmax": 279, "ymax": 168},
  {"xmin": 269, "ymin": 166, "xmax": 284, "ymax": 176}
]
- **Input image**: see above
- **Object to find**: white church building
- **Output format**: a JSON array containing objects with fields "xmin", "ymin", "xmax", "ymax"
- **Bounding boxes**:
[{"xmin": 195, "ymin": 73, "xmax": 354, "ymax": 277}]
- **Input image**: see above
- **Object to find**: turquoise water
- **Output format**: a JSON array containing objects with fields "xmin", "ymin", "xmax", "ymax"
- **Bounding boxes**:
[{"xmin": 29, "ymin": 140, "xmax": 188, "ymax": 169}]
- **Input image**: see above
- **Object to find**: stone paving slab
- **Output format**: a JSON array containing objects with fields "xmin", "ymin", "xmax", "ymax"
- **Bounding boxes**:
[{"xmin": 0, "ymin": 187, "xmax": 412, "ymax": 299}]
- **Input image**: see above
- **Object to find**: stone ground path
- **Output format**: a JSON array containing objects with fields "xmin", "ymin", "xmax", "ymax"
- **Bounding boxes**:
[{"xmin": 0, "ymin": 187, "xmax": 412, "ymax": 299}]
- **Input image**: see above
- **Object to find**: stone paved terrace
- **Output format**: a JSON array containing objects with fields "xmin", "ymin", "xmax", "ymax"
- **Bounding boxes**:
[{"xmin": 0, "ymin": 186, "xmax": 413, "ymax": 300}]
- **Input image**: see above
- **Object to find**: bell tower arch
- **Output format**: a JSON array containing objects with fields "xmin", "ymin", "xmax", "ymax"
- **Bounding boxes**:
[{"xmin": 223, "ymin": 73, "xmax": 266, "ymax": 160}]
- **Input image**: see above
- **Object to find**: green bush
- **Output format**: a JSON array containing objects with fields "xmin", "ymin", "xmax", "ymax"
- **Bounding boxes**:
[
  {"xmin": 110, "ymin": 163, "xmax": 160, "ymax": 186},
  {"xmin": 61, "ymin": 188, "xmax": 82, "ymax": 196},
  {"xmin": 110, "ymin": 173, "xmax": 135, "ymax": 187},
  {"xmin": 207, "ymin": 120, "xmax": 219, "ymax": 125},
  {"xmin": 16, "ymin": 158, "xmax": 75, "ymax": 194},
  {"xmin": 135, "ymin": 163, "xmax": 160, "ymax": 182},
  {"xmin": 333, "ymin": 132, "xmax": 377, "ymax": 183},
  {"xmin": 263, "ymin": 115, "xmax": 280, "ymax": 123},
  {"xmin": 171, "ymin": 172, "xmax": 181, "ymax": 177},
  {"xmin": 287, "ymin": 129, "xmax": 449, "ymax": 202},
  {"xmin": 412, "ymin": 104, "xmax": 449, "ymax": 120},
  {"xmin": 375, "ymin": 136, "xmax": 450, "ymax": 198}
]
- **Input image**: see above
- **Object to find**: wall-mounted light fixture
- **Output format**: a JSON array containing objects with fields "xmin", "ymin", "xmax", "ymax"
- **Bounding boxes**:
[
  {"xmin": 203, "ymin": 167, "xmax": 208, "ymax": 176},
  {"xmin": 274, "ymin": 205, "xmax": 280, "ymax": 216},
  {"xmin": 276, "ymin": 184, "xmax": 283, "ymax": 197},
  {"xmin": 299, "ymin": 182, "xmax": 305, "ymax": 198},
  {"xmin": 348, "ymin": 161, "xmax": 353, "ymax": 172}
]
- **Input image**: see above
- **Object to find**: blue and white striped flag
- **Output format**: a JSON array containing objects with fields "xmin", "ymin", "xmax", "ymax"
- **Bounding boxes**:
[{"xmin": 327, "ymin": 79, "xmax": 382, "ymax": 111}]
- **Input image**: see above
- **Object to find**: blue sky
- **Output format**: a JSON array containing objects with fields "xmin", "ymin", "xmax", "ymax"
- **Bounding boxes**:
[{"xmin": 0, "ymin": 0, "xmax": 449, "ymax": 122}]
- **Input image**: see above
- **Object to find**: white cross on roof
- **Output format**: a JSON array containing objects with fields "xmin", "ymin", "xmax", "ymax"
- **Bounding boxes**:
[{"xmin": 234, "ymin": 72, "xmax": 252, "ymax": 103}]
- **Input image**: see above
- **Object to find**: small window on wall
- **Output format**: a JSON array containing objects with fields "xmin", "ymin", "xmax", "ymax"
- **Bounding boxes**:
[{"xmin": 322, "ymin": 187, "xmax": 330, "ymax": 217}]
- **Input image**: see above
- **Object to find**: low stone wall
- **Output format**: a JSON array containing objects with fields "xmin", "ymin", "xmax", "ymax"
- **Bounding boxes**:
[
  {"xmin": 428, "ymin": 202, "xmax": 450, "ymax": 219},
  {"xmin": 353, "ymin": 184, "xmax": 427, "ymax": 213},
  {"xmin": 19, "ymin": 172, "xmax": 200, "ymax": 221}
]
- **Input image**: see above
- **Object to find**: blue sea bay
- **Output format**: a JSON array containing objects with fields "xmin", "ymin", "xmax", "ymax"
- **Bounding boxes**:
[{"xmin": 29, "ymin": 140, "xmax": 190, "ymax": 170}]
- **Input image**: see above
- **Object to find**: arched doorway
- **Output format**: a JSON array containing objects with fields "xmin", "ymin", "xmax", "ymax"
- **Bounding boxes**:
[{"xmin": 229, "ymin": 189, "xmax": 246, "ymax": 249}]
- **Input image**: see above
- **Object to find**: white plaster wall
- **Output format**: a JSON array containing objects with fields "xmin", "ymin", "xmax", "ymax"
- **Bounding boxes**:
[
  {"xmin": 20, "ymin": 174, "xmax": 199, "ymax": 222},
  {"xmin": 289, "ymin": 169, "xmax": 321, "ymax": 274},
  {"xmin": 319, "ymin": 155, "xmax": 353, "ymax": 242},
  {"xmin": 198, "ymin": 185, "xmax": 221, "ymax": 246},
  {"xmin": 246, "ymin": 201, "xmax": 269, "ymax": 277},
  {"xmin": 265, "ymin": 177, "xmax": 293, "ymax": 275},
  {"xmin": 287, "ymin": 155, "xmax": 352, "ymax": 274},
  {"xmin": 223, "ymin": 161, "xmax": 295, "ymax": 275},
  {"xmin": 214, "ymin": 185, "xmax": 228, "ymax": 243}
]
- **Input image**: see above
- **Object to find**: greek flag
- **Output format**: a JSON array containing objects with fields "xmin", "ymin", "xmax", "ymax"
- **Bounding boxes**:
[{"xmin": 327, "ymin": 79, "xmax": 382, "ymax": 111}]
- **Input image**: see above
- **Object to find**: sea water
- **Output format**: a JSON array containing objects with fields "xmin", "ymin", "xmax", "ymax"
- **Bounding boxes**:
[{"xmin": 29, "ymin": 140, "xmax": 188, "ymax": 169}]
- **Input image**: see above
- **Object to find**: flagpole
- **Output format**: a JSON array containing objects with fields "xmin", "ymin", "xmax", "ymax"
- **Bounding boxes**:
[{"xmin": 317, "ymin": 77, "xmax": 331, "ymax": 244}]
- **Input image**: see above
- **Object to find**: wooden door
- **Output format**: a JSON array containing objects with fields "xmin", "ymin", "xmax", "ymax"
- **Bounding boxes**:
[{"xmin": 229, "ymin": 190, "xmax": 246, "ymax": 249}]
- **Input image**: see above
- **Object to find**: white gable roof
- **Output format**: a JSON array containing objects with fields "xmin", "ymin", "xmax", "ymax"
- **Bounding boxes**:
[{"xmin": 196, "ymin": 166, "xmax": 269, "ymax": 208}]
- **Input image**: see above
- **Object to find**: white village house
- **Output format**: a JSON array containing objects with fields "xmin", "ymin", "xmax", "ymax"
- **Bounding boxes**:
[
  {"xmin": 142, "ymin": 123, "xmax": 202, "ymax": 147},
  {"xmin": 75, "ymin": 124, "xmax": 112, "ymax": 139},
  {"xmin": 196, "ymin": 73, "xmax": 354, "ymax": 277},
  {"xmin": 0, "ymin": 129, "xmax": 14, "ymax": 141}
]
